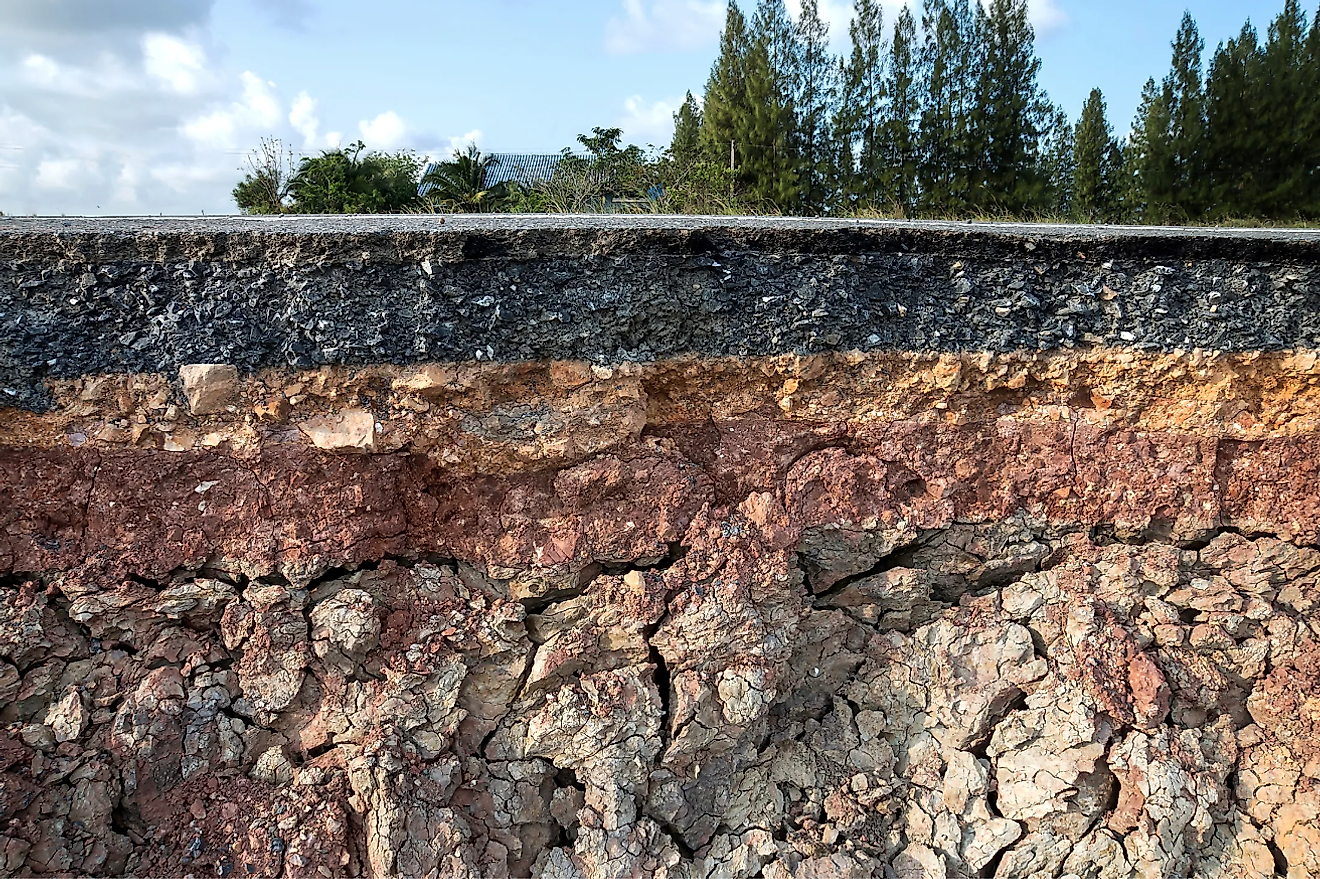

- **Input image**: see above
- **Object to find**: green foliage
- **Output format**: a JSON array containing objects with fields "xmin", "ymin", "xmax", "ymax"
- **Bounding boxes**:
[
  {"xmin": 1165, "ymin": 13, "xmax": 1207, "ymax": 217},
  {"xmin": 841, "ymin": 0, "xmax": 887, "ymax": 208},
  {"xmin": 232, "ymin": 0, "xmax": 1320, "ymax": 223},
  {"xmin": 285, "ymin": 142, "xmax": 422, "ymax": 214},
  {"xmin": 881, "ymin": 5, "xmax": 920, "ymax": 213},
  {"xmin": 1038, "ymin": 105, "xmax": 1075, "ymax": 217},
  {"xmin": 1072, "ymin": 89, "xmax": 1119, "ymax": 221},
  {"xmin": 233, "ymin": 137, "xmax": 295, "ymax": 215},
  {"xmin": 1200, "ymin": 1, "xmax": 1319, "ymax": 219},
  {"xmin": 700, "ymin": 1, "xmax": 751, "ymax": 167},
  {"xmin": 971, "ymin": 0, "xmax": 1048, "ymax": 214},
  {"xmin": 1204, "ymin": 24, "xmax": 1264, "ymax": 217},
  {"xmin": 419, "ymin": 145, "xmax": 508, "ymax": 213},
  {"xmin": 671, "ymin": 92, "xmax": 704, "ymax": 163},
  {"xmin": 794, "ymin": 0, "xmax": 837, "ymax": 213},
  {"xmin": 916, "ymin": 0, "xmax": 978, "ymax": 214},
  {"xmin": 737, "ymin": 0, "xmax": 800, "ymax": 210},
  {"xmin": 1123, "ymin": 77, "xmax": 1175, "ymax": 223}
]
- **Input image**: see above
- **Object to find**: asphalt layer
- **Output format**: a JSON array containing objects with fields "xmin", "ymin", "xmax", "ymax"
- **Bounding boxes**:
[{"xmin": 2, "ymin": 217, "xmax": 1319, "ymax": 410}]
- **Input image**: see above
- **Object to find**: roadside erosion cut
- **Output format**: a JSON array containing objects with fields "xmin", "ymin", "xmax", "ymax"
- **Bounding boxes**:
[{"xmin": 3, "ymin": 216, "xmax": 1320, "ymax": 878}]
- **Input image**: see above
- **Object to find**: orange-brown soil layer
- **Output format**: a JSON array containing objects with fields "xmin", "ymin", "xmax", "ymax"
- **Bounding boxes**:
[{"xmin": 5, "ymin": 351, "xmax": 1320, "ymax": 470}]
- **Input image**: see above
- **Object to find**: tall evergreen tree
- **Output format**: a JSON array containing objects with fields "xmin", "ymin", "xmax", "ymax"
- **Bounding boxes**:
[
  {"xmin": 1072, "ymin": 88, "xmax": 1117, "ymax": 221},
  {"xmin": 827, "ymin": 57, "xmax": 860, "ymax": 210},
  {"xmin": 671, "ymin": 92, "xmax": 704, "ymax": 162},
  {"xmin": 917, "ymin": 0, "xmax": 979, "ymax": 215},
  {"xmin": 700, "ymin": 2, "xmax": 751, "ymax": 170},
  {"xmin": 882, "ymin": 6, "xmax": 921, "ymax": 213},
  {"xmin": 1038, "ymin": 105, "xmax": 1074, "ymax": 216},
  {"xmin": 971, "ymin": 0, "xmax": 1048, "ymax": 213},
  {"xmin": 1203, "ymin": 24, "xmax": 1263, "ymax": 217},
  {"xmin": 842, "ymin": 0, "xmax": 888, "ymax": 207},
  {"xmin": 1258, "ymin": 0, "xmax": 1313, "ymax": 215},
  {"xmin": 794, "ymin": 0, "xmax": 837, "ymax": 213},
  {"xmin": 1123, "ymin": 77, "xmax": 1175, "ymax": 223},
  {"xmin": 1305, "ymin": 3, "xmax": 1320, "ymax": 216},
  {"xmin": 740, "ymin": 0, "xmax": 801, "ymax": 209},
  {"xmin": 1164, "ymin": 12, "xmax": 1207, "ymax": 218}
]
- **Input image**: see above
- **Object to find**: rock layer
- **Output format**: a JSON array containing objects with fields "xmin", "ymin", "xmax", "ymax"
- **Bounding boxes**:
[{"xmin": 3, "ymin": 218, "xmax": 1320, "ymax": 879}]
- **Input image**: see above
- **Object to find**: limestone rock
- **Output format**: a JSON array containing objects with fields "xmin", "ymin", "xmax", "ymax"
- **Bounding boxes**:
[
  {"xmin": 299, "ymin": 408, "xmax": 376, "ymax": 452},
  {"xmin": 178, "ymin": 363, "xmax": 238, "ymax": 415}
]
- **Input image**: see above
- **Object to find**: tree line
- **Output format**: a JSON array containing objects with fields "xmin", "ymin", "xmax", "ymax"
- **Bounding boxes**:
[
  {"xmin": 678, "ymin": 0, "xmax": 1320, "ymax": 221},
  {"xmin": 234, "ymin": 0, "xmax": 1320, "ymax": 223}
]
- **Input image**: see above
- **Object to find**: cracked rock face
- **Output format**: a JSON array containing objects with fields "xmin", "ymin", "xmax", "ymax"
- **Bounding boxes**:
[{"xmin": 4, "ymin": 219, "xmax": 1320, "ymax": 878}]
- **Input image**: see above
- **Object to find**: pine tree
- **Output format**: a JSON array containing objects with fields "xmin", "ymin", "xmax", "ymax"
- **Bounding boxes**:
[
  {"xmin": 882, "ymin": 5, "xmax": 921, "ymax": 213},
  {"xmin": 917, "ymin": 0, "xmax": 978, "ymax": 215},
  {"xmin": 971, "ymin": 0, "xmax": 1047, "ymax": 213},
  {"xmin": 671, "ymin": 92, "xmax": 704, "ymax": 162},
  {"xmin": 1038, "ymin": 105, "xmax": 1074, "ymax": 217},
  {"xmin": 1258, "ymin": 0, "xmax": 1312, "ymax": 215},
  {"xmin": 701, "ymin": 2, "xmax": 751, "ymax": 170},
  {"xmin": 740, "ymin": 0, "xmax": 800, "ymax": 209},
  {"xmin": 842, "ymin": 0, "xmax": 888, "ymax": 207},
  {"xmin": 794, "ymin": 0, "xmax": 837, "ymax": 213},
  {"xmin": 1164, "ymin": 12, "xmax": 1206, "ymax": 219},
  {"xmin": 1203, "ymin": 24, "xmax": 1263, "ymax": 217},
  {"xmin": 827, "ymin": 57, "xmax": 859, "ymax": 210},
  {"xmin": 1072, "ymin": 88, "xmax": 1117, "ymax": 221},
  {"xmin": 1305, "ymin": 3, "xmax": 1320, "ymax": 216},
  {"xmin": 1122, "ymin": 77, "xmax": 1174, "ymax": 223}
]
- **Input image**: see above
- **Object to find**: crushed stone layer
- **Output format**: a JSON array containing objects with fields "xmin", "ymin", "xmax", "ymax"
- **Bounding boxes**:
[{"xmin": 4, "ymin": 218, "xmax": 1320, "ymax": 411}]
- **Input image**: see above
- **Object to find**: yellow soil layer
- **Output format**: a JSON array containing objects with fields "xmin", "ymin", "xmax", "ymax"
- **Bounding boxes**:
[{"xmin": 3, "ymin": 349, "xmax": 1320, "ymax": 472}]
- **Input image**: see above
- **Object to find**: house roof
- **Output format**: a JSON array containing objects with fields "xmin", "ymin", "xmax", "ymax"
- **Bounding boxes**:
[{"xmin": 418, "ymin": 152, "xmax": 592, "ymax": 196}]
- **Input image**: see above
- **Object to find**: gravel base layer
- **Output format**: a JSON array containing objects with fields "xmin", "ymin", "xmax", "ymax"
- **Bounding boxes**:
[{"xmin": 2, "ymin": 217, "xmax": 1319, "ymax": 410}]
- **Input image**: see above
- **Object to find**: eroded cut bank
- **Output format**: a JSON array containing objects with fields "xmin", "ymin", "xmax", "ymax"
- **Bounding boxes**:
[{"xmin": 3, "ymin": 218, "xmax": 1320, "ymax": 879}]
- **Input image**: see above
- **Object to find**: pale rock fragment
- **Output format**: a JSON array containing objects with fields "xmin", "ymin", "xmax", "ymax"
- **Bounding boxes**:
[
  {"xmin": 299, "ymin": 408, "xmax": 376, "ymax": 452},
  {"xmin": 251, "ymin": 746, "xmax": 294, "ymax": 786},
  {"xmin": 179, "ymin": 363, "xmax": 239, "ymax": 415},
  {"xmin": 310, "ymin": 588, "xmax": 380, "ymax": 674},
  {"xmin": 44, "ymin": 686, "xmax": 87, "ymax": 743}
]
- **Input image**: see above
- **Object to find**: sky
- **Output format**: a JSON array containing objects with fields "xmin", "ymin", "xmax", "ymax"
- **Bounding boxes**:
[{"xmin": 0, "ymin": 0, "xmax": 1306, "ymax": 216}]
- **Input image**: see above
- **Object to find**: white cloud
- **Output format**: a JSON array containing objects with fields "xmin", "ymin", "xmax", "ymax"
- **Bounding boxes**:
[
  {"xmin": 0, "ymin": 4, "xmax": 478, "ymax": 213},
  {"xmin": 19, "ymin": 52, "xmax": 138, "ymax": 96},
  {"xmin": 289, "ymin": 89, "xmax": 339, "ymax": 149},
  {"xmin": 1027, "ymin": 0, "xmax": 1068, "ymax": 36},
  {"xmin": 289, "ymin": 91, "xmax": 318, "ymax": 144},
  {"xmin": 142, "ymin": 32, "xmax": 206, "ymax": 93},
  {"xmin": 112, "ymin": 161, "xmax": 143, "ymax": 205},
  {"xmin": 441, "ymin": 129, "xmax": 483, "ymax": 157},
  {"xmin": 21, "ymin": 53, "xmax": 60, "ymax": 85},
  {"xmin": 35, "ymin": 158, "xmax": 96, "ymax": 191},
  {"xmin": 619, "ymin": 95, "xmax": 682, "ymax": 146},
  {"xmin": 786, "ymin": 0, "xmax": 855, "ymax": 50},
  {"xmin": 182, "ymin": 71, "xmax": 281, "ymax": 149},
  {"xmin": 605, "ymin": 0, "xmax": 725, "ymax": 54},
  {"xmin": 358, "ymin": 111, "xmax": 409, "ymax": 150}
]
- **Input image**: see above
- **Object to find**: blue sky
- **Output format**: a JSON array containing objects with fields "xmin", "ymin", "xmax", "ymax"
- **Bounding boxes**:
[{"xmin": 0, "ymin": 0, "xmax": 1307, "ymax": 215}]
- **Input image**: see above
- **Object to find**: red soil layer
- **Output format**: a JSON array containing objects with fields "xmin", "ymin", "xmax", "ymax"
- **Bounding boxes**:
[{"xmin": 4, "ymin": 416, "xmax": 1317, "ymax": 585}]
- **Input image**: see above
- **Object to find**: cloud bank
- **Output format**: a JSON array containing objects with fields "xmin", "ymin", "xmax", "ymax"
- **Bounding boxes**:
[{"xmin": 0, "ymin": 0, "xmax": 430, "ymax": 215}]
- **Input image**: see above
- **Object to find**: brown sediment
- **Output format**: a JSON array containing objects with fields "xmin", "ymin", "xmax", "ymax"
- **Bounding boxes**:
[{"xmin": 6, "ymin": 350, "xmax": 1320, "ymax": 467}]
